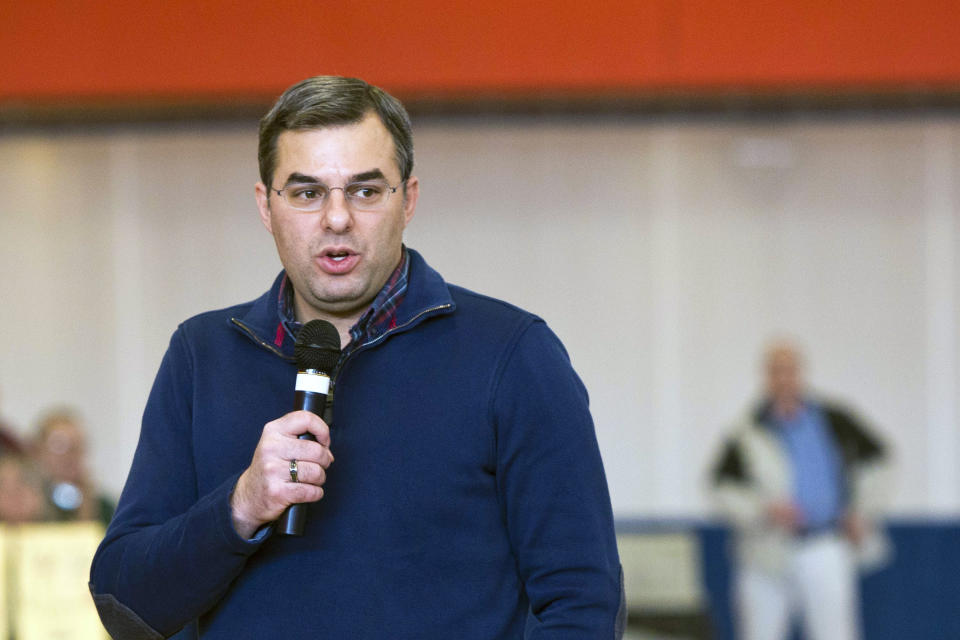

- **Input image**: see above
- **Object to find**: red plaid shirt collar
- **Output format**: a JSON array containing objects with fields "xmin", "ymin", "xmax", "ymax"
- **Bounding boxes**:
[{"xmin": 276, "ymin": 247, "xmax": 410, "ymax": 356}]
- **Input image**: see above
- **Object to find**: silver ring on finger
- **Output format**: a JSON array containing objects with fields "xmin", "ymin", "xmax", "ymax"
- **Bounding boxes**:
[{"xmin": 289, "ymin": 459, "xmax": 299, "ymax": 483}]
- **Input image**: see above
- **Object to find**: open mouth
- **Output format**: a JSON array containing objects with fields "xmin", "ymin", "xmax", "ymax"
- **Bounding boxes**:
[
  {"xmin": 323, "ymin": 247, "xmax": 355, "ymax": 260},
  {"xmin": 318, "ymin": 248, "xmax": 359, "ymax": 274}
]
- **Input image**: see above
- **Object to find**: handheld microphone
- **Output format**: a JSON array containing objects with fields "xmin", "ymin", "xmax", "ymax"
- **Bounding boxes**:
[{"xmin": 278, "ymin": 319, "xmax": 341, "ymax": 536}]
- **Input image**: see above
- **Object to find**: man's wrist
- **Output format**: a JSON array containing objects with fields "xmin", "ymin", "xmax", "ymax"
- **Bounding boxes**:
[{"xmin": 229, "ymin": 481, "xmax": 263, "ymax": 540}]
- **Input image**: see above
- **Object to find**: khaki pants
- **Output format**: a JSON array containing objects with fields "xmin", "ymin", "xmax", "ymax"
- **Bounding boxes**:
[{"xmin": 736, "ymin": 534, "xmax": 860, "ymax": 640}]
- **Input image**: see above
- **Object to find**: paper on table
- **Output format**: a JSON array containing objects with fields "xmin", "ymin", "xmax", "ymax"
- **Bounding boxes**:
[{"xmin": 10, "ymin": 522, "xmax": 106, "ymax": 640}]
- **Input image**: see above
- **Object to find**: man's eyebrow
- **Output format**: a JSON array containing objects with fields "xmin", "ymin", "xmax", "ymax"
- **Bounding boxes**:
[
  {"xmin": 283, "ymin": 172, "xmax": 320, "ymax": 186},
  {"xmin": 281, "ymin": 169, "xmax": 386, "ymax": 186},
  {"xmin": 350, "ymin": 169, "xmax": 385, "ymax": 182}
]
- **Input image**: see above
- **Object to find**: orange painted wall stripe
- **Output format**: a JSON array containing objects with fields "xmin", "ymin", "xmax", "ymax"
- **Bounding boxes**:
[{"xmin": 2, "ymin": 0, "xmax": 959, "ymax": 102}]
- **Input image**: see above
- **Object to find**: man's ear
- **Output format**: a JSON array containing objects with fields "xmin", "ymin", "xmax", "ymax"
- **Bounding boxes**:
[
  {"xmin": 255, "ymin": 182, "xmax": 273, "ymax": 234},
  {"xmin": 401, "ymin": 176, "xmax": 420, "ymax": 227}
]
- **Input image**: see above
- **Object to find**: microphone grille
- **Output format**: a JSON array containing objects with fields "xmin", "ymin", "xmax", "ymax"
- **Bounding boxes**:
[{"xmin": 295, "ymin": 319, "xmax": 341, "ymax": 374}]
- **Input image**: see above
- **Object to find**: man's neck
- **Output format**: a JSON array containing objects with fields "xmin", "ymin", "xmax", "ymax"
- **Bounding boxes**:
[
  {"xmin": 326, "ymin": 319, "xmax": 355, "ymax": 351},
  {"xmin": 772, "ymin": 397, "xmax": 803, "ymax": 421},
  {"xmin": 293, "ymin": 301, "xmax": 359, "ymax": 351}
]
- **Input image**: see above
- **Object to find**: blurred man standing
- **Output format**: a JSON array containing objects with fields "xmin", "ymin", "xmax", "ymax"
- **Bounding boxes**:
[{"xmin": 710, "ymin": 340, "xmax": 891, "ymax": 640}]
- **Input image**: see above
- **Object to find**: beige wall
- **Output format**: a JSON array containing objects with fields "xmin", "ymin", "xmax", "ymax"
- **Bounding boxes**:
[{"xmin": 1, "ymin": 114, "xmax": 957, "ymax": 517}]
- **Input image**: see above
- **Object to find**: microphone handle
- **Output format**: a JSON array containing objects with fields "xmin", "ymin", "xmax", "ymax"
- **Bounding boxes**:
[{"xmin": 277, "ymin": 387, "xmax": 331, "ymax": 536}]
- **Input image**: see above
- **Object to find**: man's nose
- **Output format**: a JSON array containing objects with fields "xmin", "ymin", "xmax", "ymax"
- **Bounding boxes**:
[{"xmin": 322, "ymin": 188, "xmax": 353, "ymax": 232}]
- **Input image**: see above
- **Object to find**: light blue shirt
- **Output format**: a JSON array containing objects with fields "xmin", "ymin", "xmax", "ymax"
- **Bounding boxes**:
[{"xmin": 775, "ymin": 401, "xmax": 845, "ymax": 530}]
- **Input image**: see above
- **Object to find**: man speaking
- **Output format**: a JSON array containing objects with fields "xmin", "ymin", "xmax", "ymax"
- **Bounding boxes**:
[{"xmin": 90, "ymin": 76, "xmax": 624, "ymax": 639}]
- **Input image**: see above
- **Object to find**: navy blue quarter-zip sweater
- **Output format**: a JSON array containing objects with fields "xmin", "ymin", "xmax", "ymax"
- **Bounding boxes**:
[{"xmin": 90, "ymin": 249, "xmax": 623, "ymax": 639}]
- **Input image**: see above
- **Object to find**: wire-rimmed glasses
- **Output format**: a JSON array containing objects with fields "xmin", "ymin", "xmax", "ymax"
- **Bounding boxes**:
[{"xmin": 271, "ymin": 180, "xmax": 401, "ymax": 212}]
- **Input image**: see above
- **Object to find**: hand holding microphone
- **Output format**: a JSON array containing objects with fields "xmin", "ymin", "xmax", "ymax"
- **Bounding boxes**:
[{"xmin": 230, "ymin": 320, "xmax": 341, "ymax": 539}]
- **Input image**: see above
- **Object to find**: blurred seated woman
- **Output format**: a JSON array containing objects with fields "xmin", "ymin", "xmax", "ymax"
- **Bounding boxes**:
[{"xmin": 31, "ymin": 408, "xmax": 114, "ymax": 525}]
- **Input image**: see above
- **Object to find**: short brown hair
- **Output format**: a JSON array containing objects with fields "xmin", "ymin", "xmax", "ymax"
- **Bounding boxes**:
[{"xmin": 258, "ymin": 76, "xmax": 414, "ymax": 188}]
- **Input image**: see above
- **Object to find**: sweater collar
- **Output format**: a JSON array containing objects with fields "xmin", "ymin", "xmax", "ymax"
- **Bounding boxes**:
[
  {"xmin": 389, "ymin": 247, "xmax": 455, "ymax": 332},
  {"xmin": 230, "ymin": 247, "xmax": 454, "ymax": 359}
]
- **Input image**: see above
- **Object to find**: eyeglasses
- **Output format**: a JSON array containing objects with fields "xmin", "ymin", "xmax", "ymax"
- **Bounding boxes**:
[{"xmin": 271, "ymin": 180, "xmax": 402, "ymax": 212}]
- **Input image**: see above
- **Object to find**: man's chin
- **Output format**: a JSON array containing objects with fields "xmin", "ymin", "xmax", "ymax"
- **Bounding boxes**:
[{"xmin": 306, "ymin": 288, "xmax": 373, "ymax": 317}]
